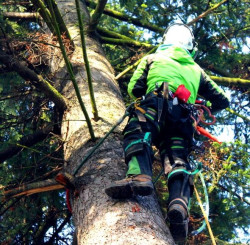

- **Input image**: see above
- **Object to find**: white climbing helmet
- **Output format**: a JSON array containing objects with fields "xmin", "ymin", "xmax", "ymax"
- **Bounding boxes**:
[{"xmin": 162, "ymin": 23, "xmax": 195, "ymax": 51}]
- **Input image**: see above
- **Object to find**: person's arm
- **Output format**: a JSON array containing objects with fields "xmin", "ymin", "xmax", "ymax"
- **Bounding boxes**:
[
  {"xmin": 198, "ymin": 70, "xmax": 230, "ymax": 113},
  {"xmin": 127, "ymin": 56, "xmax": 149, "ymax": 99}
]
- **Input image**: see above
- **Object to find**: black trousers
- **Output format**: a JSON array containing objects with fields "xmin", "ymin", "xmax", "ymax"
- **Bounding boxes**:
[{"xmin": 123, "ymin": 95, "xmax": 194, "ymax": 205}]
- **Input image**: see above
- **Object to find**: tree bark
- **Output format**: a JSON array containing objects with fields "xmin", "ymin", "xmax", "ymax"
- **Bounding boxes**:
[{"xmin": 52, "ymin": 0, "xmax": 174, "ymax": 244}]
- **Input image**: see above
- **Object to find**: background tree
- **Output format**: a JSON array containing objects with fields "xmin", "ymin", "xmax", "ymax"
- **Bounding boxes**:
[{"xmin": 0, "ymin": 0, "xmax": 249, "ymax": 244}]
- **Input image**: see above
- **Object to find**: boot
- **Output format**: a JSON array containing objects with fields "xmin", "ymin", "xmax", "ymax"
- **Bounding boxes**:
[
  {"xmin": 105, "ymin": 174, "xmax": 154, "ymax": 199},
  {"xmin": 167, "ymin": 198, "xmax": 188, "ymax": 242}
]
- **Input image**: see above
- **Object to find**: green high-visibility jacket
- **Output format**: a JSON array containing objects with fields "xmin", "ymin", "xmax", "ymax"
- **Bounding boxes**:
[{"xmin": 128, "ymin": 45, "xmax": 229, "ymax": 112}]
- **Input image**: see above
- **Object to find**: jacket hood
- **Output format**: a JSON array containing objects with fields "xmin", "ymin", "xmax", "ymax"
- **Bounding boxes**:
[{"xmin": 156, "ymin": 44, "xmax": 194, "ymax": 64}]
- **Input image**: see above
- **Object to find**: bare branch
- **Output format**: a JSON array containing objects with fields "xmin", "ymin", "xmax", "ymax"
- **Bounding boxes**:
[
  {"xmin": 3, "ymin": 12, "xmax": 42, "ymax": 21},
  {"xmin": 3, "ymin": 179, "xmax": 64, "ymax": 199}
]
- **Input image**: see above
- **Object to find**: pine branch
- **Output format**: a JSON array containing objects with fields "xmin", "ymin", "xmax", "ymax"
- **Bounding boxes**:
[
  {"xmin": 0, "ymin": 51, "xmax": 68, "ymax": 111},
  {"xmin": 0, "ymin": 197, "xmax": 23, "ymax": 216},
  {"xmin": 84, "ymin": 0, "xmax": 163, "ymax": 33},
  {"xmin": 188, "ymin": 0, "xmax": 229, "ymax": 25},
  {"xmin": 0, "ymin": 91, "xmax": 31, "ymax": 101},
  {"xmin": 115, "ymin": 46, "xmax": 158, "ymax": 80},
  {"xmin": 0, "ymin": 127, "xmax": 53, "ymax": 163},
  {"xmin": 89, "ymin": 0, "xmax": 108, "ymax": 32},
  {"xmin": 199, "ymin": 61, "xmax": 235, "ymax": 78},
  {"xmin": 207, "ymin": 180, "xmax": 250, "ymax": 205},
  {"xmin": 34, "ymin": 209, "xmax": 58, "ymax": 244},
  {"xmin": 98, "ymin": 27, "xmax": 153, "ymax": 48},
  {"xmin": 2, "ymin": 1, "xmax": 30, "ymax": 5}
]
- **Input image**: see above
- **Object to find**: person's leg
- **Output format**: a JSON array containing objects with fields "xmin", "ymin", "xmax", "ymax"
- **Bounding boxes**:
[
  {"xmin": 161, "ymin": 104, "xmax": 194, "ymax": 242},
  {"xmin": 105, "ymin": 98, "xmax": 159, "ymax": 199},
  {"xmin": 159, "ymin": 136, "xmax": 193, "ymax": 242},
  {"xmin": 105, "ymin": 123, "xmax": 155, "ymax": 199}
]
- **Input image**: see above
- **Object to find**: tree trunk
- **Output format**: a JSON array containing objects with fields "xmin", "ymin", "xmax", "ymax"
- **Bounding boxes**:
[{"xmin": 55, "ymin": 1, "xmax": 174, "ymax": 244}]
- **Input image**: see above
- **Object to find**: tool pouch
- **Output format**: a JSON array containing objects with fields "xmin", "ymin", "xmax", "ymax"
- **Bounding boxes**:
[{"xmin": 173, "ymin": 84, "xmax": 191, "ymax": 103}]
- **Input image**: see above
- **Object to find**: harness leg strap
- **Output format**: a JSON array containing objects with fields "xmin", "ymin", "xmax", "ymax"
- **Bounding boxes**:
[
  {"xmin": 167, "ymin": 168, "xmax": 194, "ymax": 207},
  {"xmin": 166, "ymin": 167, "xmax": 193, "ymax": 242}
]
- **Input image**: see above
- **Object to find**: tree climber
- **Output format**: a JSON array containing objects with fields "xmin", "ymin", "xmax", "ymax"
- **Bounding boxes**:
[{"xmin": 105, "ymin": 23, "xmax": 230, "ymax": 242}]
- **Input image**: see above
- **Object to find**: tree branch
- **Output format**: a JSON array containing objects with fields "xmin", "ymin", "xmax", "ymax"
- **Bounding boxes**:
[
  {"xmin": 210, "ymin": 76, "xmax": 250, "ymax": 88},
  {"xmin": 97, "ymin": 27, "xmax": 153, "ymax": 48},
  {"xmin": 188, "ymin": 0, "xmax": 229, "ymax": 26},
  {"xmin": 44, "ymin": 0, "xmax": 72, "ymax": 42},
  {"xmin": 115, "ymin": 46, "xmax": 158, "ymax": 80},
  {"xmin": 0, "ymin": 127, "xmax": 53, "ymax": 163},
  {"xmin": 3, "ymin": 179, "xmax": 64, "ymax": 199},
  {"xmin": 0, "ymin": 51, "xmax": 68, "ymax": 111},
  {"xmin": 30, "ymin": 0, "xmax": 55, "ymax": 34},
  {"xmin": 34, "ymin": 209, "xmax": 58, "ymax": 244},
  {"xmin": 45, "ymin": 212, "xmax": 72, "ymax": 244},
  {"xmin": 85, "ymin": 0, "xmax": 164, "ymax": 33},
  {"xmin": 3, "ymin": 12, "xmax": 42, "ymax": 21},
  {"xmin": 226, "ymin": 108, "xmax": 250, "ymax": 122},
  {"xmin": 30, "ymin": 0, "xmax": 72, "ymax": 42},
  {"xmin": 199, "ymin": 60, "xmax": 235, "ymax": 78},
  {"xmin": 100, "ymin": 36, "xmax": 153, "ymax": 48},
  {"xmin": 2, "ymin": 1, "xmax": 30, "ymax": 5},
  {"xmin": 207, "ymin": 179, "xmax": 250, "ymax": 205},
  {"xmin": 89, "ymin": 0, "xmax": 108, "ymax": 31}
]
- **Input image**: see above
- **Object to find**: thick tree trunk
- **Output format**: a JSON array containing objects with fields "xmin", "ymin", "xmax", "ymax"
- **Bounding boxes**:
[{"xmin": 54, "ymin": 1, "xmax": 174, "ymax": 244}]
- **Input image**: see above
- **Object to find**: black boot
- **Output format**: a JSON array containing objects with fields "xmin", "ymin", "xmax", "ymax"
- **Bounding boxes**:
[
  {"xmin": 167, "ymin": 198, "xmax": 189, "ymax": 242},
  {"xmin": 167, "ymin": 170, "xmax": 192, "ymax": 242},
  {"xmin": 105, "ymin": 174, "xmax": 154, "ymax": 199}
]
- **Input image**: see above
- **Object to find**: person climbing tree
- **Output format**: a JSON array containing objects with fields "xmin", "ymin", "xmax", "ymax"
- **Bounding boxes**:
[{"xmin": 105, "ymin": 23, "xmax": 230, "ymax": 242}]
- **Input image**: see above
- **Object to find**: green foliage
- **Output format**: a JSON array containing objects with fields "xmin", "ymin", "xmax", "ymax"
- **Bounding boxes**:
[
  {"xmin": 188, "ymin": 141, "xmax": 249, "ymax": 242},
  {"xmin": 0, "ymin": 0, "xmax": 249, "ymax": 244}
]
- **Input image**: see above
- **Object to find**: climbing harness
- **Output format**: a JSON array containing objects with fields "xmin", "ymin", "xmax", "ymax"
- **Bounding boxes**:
[
  {"xmin": 167, "ymin": 161, "xmax": 202, "ymax": 180},
  {"xmin": 191, "ymin": 103, "xmax": 216, "ymax": 127},
  {"xmin": 124, "ymin": 132, "xmax": 151, "ymax": 155},
  {"xmin": 151, "ymin": 98, "xmax": 219, "ymax": 239}
]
